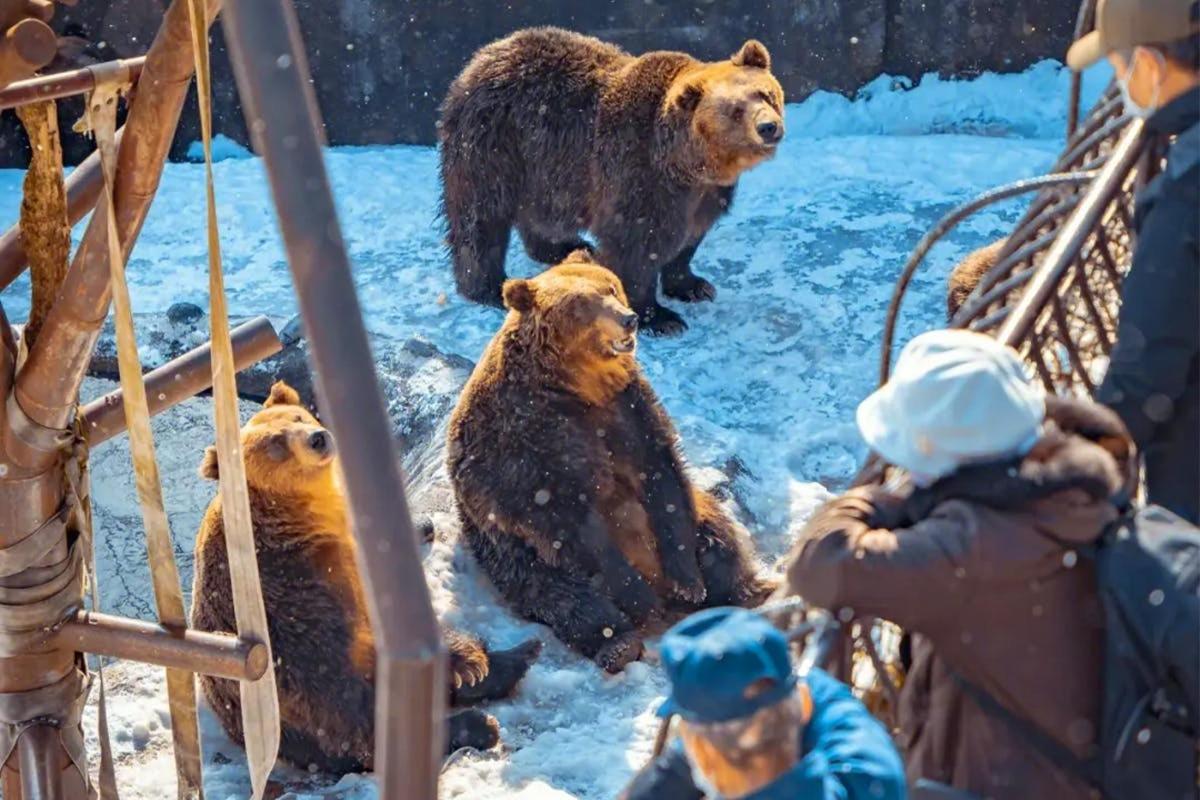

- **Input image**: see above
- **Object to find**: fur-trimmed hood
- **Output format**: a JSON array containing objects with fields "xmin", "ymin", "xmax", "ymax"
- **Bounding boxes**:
[{"xmin": 903, "ymin": 396, "xmax": 1133, "ymax": 542}]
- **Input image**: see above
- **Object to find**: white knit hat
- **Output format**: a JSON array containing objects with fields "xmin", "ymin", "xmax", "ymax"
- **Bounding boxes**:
[{"xmin": 857, "ymin": 330, "xmax": 1046, "ymax": 483}]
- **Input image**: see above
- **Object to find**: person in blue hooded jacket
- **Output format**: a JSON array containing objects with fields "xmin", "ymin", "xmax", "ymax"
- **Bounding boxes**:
[{"xmin": 618, "ymin": 607, "xmax": 905, "ymax": 800}]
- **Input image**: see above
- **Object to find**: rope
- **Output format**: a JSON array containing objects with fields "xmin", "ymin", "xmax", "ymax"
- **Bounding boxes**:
[
  {"xmin": 15, "ymin": 98, "xmax": 70, "ymax": 347},
  {"xmin": 186, "ymin": 2, "xmax": 280, "ymax": 797},
  {"xmin": 81, "ymin": 64, "xmax": 204, "ymax": 799}
]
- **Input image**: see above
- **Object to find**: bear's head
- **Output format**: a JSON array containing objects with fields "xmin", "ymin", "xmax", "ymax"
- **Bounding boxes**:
[
  {"xmin": 663, "ymin": 40, "xmax": 785, "ymax": 186},
  {"xmin": 199, "ymin": 381, "xmax": 337, "ymax": 494},
  {"xmin": 501, "ymin": 250, "xmax": 640, "ymax": 403}
]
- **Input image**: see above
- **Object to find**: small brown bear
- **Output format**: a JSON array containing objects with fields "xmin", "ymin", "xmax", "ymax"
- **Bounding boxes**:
[
  {"xmin": 447, "ymin": 252, "xmax": 773, "ymax": 673},
  {"xmin": 439, "ymin": 27, "xmax": 785, "ymax": 335},
  {"xmin": 191, "ymin": 382, "xmax": 540, "ymax": 774},
  {"xmin": 946, "ymin": 237, "xmax": 1008, "ymax": 320}
]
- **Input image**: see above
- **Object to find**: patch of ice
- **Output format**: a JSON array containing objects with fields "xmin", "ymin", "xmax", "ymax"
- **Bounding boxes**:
[{"xmin": 185, "ymin": 133, "xmax": 253, "ymax": 162}]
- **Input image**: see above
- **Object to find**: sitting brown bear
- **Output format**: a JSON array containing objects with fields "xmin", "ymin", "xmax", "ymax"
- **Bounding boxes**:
[
  {"xmin": 447, "ymin": 253, "xmax": 773, "ymax": 673},
  {"xmin": 439, "ymin": 27, "xmax": 785, "ymax": 335},
  {"xmin": 191, "ymin": 382, "xmax": 540, "ymax": 774}
]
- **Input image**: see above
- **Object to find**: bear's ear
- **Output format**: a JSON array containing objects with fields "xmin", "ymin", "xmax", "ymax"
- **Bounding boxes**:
[
  {"xmin": 265, "ymin": 381, "xmax": 301, "ymax": 408},
  {"xmin": 502, "ymin": 279, "xmax": 538, "ymax": 313},
  {"xmin": 198, "ymin": 445, "xmax": 219, "ymax": 480},
  {"xmin": 672, "ymin": 82, "xmax": 704, "ymax": 114},
  {"xmin": 732, "ymin": 40, "xmax": 771, "ymax": 71},
  {"xmin": 563, "ymin": 248, "xmax": 595, "ymax": 265}
]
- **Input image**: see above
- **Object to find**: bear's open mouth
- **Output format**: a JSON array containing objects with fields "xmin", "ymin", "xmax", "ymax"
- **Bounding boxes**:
[{"xmin": 611, "ymin": 335, "xmax": 636, "ymax": 355}]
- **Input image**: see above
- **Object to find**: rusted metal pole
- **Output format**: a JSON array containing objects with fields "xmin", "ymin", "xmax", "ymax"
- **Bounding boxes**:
[
  {"xmin": 17, "ymin": 724, "xmax": 62, "ymax": 800},
  {"xmin": 997, "ymin": 121, "xmax": 1146, "ymax": 347},
  {"xmin": 15, "ymin": 0, "xmax": 222, "ymax": 444},
  {"xmin": 80, "ymin": 315, "xmax": 281, "ymax": 446},
  {"xmin": 55, "ymin": 610, "xmax": 268, "ymax": 682},
  {"xmin": 0, "ymin": 128, "xmax": 118, "ymax": 293},
  {"xmin": 220, "ymin": 1, "xmax": 445, "ymax": 796},
  {"xmin": 0, "ymin": 56, "xmax": 145, "ymax": 111},
  {"xmin": 0, "ymin": 17, "xmax": 56, "ymax": 89},
  {"xmin": 877, "ymin": 172, "xmax": 1097, "ymax": 385}
]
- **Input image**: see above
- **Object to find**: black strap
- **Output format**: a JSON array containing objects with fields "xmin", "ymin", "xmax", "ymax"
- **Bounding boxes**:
[{"xmin": 949, "ymin": 670, "xmax": 1111, "ymax": 799}]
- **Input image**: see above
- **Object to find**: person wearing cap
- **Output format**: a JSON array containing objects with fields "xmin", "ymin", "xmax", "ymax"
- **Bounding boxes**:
[
  {"xmin": 618, "ymin": 606, "xmax": 905, "ymax": 800},
  {"xmin": 782, "ymin": 330, "xmax": 1138, "ymax": 800},
  {"xmin": 1068, "ymin": 0, "xmax": 1199, "ymax": 523}
]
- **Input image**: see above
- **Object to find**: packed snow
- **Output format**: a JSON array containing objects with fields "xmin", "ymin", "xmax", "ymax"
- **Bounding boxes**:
[{"xmin": 0, "ymin": 59, "xmax": 1112, "ymax": 799}]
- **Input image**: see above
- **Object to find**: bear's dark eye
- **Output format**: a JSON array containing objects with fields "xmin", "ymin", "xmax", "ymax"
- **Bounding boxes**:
[
  {"xmin": 293, "ymin": 415, "xmax": 302, "ymax": 422},
  {"xmin": 609, "ymin": 285, "xmax": 618, "ymax": 297},
  {"xmin": 730, "ymin": 106, "xmax": 745, "ymax": 122}
]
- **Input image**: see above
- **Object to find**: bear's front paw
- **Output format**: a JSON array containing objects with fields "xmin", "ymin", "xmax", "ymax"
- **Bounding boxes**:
[
  {"xmin": 446, "ymin": 709, "xmax": 500, "ymax": 753},
  {"xmin": 662, "ymin": 553, "xmax": 706, "ymax": 604},
  {"xmin": 663, "ymin": 274, "xmax": 717, "ymax": 303},
  {"xmin": 640, "ymin": 304, "xmax": 688, "ymax": 336},
  {"xmin": 615, "ymin": 575, "xmax": 662, "ymax": 625},
  {"xmin": 595, "ymin": 630, "xmax": 644, "ymax": 674}
]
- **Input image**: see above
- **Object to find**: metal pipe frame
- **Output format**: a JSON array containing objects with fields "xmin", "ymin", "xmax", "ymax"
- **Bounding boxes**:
[
  {"xmin": 0, "ymin": 56, "xmax": 146, "ymax": 111},
  {"xmin": 80, "ymin": 315, "xmax": 281, "ymax": 446},
  {"xmin": 997, "ymin": 121, "xmax": 1146, "ymax": 347},
  {"xmin": 55, "ymin": 610, "xmax": 268, "ymax": 682},
  {"xmin": 0, "ymin": 2, "xmax": 220, "ymax": 796},
  {"xmin": 219, "ymin": 1, "xmax": 445, "ymax": 796}
]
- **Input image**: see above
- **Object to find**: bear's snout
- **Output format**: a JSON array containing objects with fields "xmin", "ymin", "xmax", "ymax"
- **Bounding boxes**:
[
  {"xmin": 308, "ymin": 429, "xmax": 335, "ymax": 458},
  {"xmin": 620, "ymin": 312, "xmax": 638, "ymax": 333},
  {"xmin": 756, "ymin": 118, "xmax": 782, "ymax": 145}
]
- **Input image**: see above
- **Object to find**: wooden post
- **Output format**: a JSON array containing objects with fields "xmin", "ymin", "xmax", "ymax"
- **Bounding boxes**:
[
  {"xmin": 0, "ymin": 1, "xmax": 220, "ymax": 796},
  {"xmin": 220, "ymin": 1, "xmax": 446, "ymax": 796}
]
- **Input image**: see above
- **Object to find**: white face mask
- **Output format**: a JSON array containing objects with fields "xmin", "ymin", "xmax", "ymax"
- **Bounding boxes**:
[{"xmin": 1117, "ymin": 48, "xmax": 1164, "ymax": 119}]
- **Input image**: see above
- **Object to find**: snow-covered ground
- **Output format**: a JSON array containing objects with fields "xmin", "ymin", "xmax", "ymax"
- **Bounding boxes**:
[{"xmin": 1, "ymin": 59, "xmax": 1111, "ymax": 799}]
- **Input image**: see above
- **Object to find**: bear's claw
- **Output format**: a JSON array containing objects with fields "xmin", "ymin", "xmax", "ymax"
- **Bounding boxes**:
[
  {"xmin": 596, "ymin": 631, "xmax": 644, "ymax": 674},
  {"xmin": 447, "ymin": 633, "xmax": 491, "ymax": 689},
  {"xmin": 452, "ymin": 638, "xmax": 543, "ymax": 706}
]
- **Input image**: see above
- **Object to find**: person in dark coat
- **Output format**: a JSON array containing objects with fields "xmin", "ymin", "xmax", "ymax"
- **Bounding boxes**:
[
  {"xmin": 783, "ymin": 330, "xmax": 1137, "ymax": 800},
  {"xmin": 618, "ymin": 607, "xmax": 905, "ymax": 800},
  {"xmin": 1067, "ymin": 0, "xmax": 1199, "ymax": 523}
]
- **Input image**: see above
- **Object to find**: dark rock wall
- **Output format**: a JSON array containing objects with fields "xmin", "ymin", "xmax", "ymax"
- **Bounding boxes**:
[{"xmin": 0, "ymin": 0, "xmax": 1076, "ymax": 166}]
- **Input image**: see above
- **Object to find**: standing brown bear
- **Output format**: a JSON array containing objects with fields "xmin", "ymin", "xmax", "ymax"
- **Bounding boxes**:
[
  {"xmin": 191, "ymin": 382, "xmax": 541, "ymax": 774},
  {"xmin": 447, "ymin": 252, "xmax": 773, "ymax": 673},
  {"xmin": 439, "ymin": 27, "xmax": 785, "ymax": 335}
]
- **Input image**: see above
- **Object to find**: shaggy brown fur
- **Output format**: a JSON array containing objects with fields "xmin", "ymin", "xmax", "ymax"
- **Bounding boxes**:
[
  {"xmin": 947, "ymin": 237, "xmax": 1007, "ymax": 320},
  {"xmin": 439, "ymin": 27, "xmax": 784, "ymax": 335},
  {"xmin": 447, "ymin": 253, "xmax": 773, "ymax": 673},
  {"xmin": 191, "ymin": 382, "xmax": 538, "ymax": 774}
]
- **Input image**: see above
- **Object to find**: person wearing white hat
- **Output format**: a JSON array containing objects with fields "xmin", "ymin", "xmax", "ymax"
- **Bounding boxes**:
[{"xmin": 782, "ymin": 329, "xmax": 1139, "ymax": 800}]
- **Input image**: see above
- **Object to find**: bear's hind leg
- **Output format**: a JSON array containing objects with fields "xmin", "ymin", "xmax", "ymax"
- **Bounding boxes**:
[
  {"xmin": 618, "ymin": 266, "xmax": 687, "ymax": 337},
  {"xmin": 661, "ymin": 242, "xmax": 717, "ymax": 304},
  {"xmin": 519, "ymin": 226, "xmax": 593, "ymax": 265},
  {"xmin": 465, "ymin": 526, "xmax": 643, "ymax": 672},
  {"xmin": 692, "ymin": 491, "xmax": 775, "ymax": 608},
  {"xmin": 447, "ymin": 212, "xmax": 513, "ymax": 307}
]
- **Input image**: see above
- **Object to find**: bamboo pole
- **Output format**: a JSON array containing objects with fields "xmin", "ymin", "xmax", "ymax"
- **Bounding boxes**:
[{"xmin": 220, "ymin": 1, "xmax": 446, "ymax": 796}]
